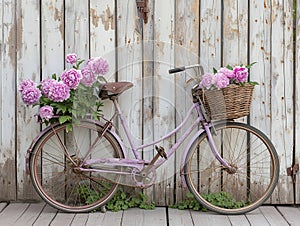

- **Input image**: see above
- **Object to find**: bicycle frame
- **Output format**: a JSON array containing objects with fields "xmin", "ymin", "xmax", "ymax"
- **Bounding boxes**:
[
  {"xmin": 25, "ymin": 85, "xmax": 233, "ymax": 189},
  {"xmin": 80, "ymin": 97, "xmax": 232, "ymax": 188}
]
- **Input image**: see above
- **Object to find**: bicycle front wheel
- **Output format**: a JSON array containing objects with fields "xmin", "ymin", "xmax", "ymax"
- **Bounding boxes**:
[
  {"xmin": 184, "ymin": 121, "xmax": 279, "ymax": 214},
  {"xmin": 30, "ymin": 121, "xmax": 124, "ymax": 213}
]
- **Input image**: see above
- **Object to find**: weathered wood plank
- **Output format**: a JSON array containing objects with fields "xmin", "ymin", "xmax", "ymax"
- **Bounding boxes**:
[
  {"xmin": 258, "ymin": 206, "xmax": 289, "ymax": 226},
  {"xmin": 116, "ymin": 0, "xmax": 143, "ymax": 161},
  {"xmin": 245, "ymin": 208, "xmax": 271, "ymax": 225},
  {"xmin": 65, "ymin": 0, "xmax": 89, "ymax": 58},
  {"xmin": 85, "ymin": 211, "xmax": 123, "ymax": 226},
  {"xmin": 90, "ymin": 0, "xmax": 116, "ymax": 72},
  {"xmin": 70, "ymin": 214, "xmax": 89, "ymax": 226},
  {"xmin": 223, "ymin": 0, "xmax": 248, "ymax": 65},
  {"xmin": 168, "ymin": 208, "xmax": 194, "ymax": 226},
  {"xmin": 39, "ymin": 0, "xmax": 65, "ymax": 204},
  {"xmin": 50, "ymin": 212, "xmax": 75, "ymax": 226},
  {"xmin": 32, "ymin": 205, "xmax": 58, "ymax": 226},
  {"xmin": 0, "ymin": 203, "xmax": 7, "ymax": 212},
  {"xmin": 270, "ymin": 0, "xmax": 294, "ymax": 204},
  {"xmin": 190, "ymin": 211, "xmax": 231, "ymax": 226},
  {"xmin": 121, "ymin": 208, "xmax": 167, "ymax": 226},
  {"xmin": 85, "ymin": 212, "xmax": 105, "ymax": 226},
  {"xmin": 90, "ymin": 0, "xmax": 116, "ymax": 120},
  {"xmin": 153, "ymin": 0, "xmax": 175, "ymax": 206},
  {"xmin": 16, "ymin": 0, "xmax": 41, "ymax": 200},
  {"xmin": 1, "ymin": 203, "xmax": 300, "ymax": 225},
  {"xmin": 0, "ymin": 0, "xmax": 17, "ymax": 201},
  {"xmin": 277, "ymin": 206, "xmax": 300, "ymax": 226},
  {"xmin": 13, "ymin": 202, "xmax": 46, "ymax": 226},
  {"xmin": 199, "ymin": 0, "xmax": 222, "ymax": 71},
  {"xmin": 174, "ymin": 0, "xmax": 199, "ymax": 204},
  {"xmin": 142, "ymin": 0, "xmax": 155, "ymax": 203},
  {"xmin": 0, "ymin": 203, "xmax": 29, "ymax": 225},
  {"xmin": 228, "ymin": 215, "xmax": 250, "ymax": 226},
  {"xmin": 296, "ymin": 0, "xmax": 300, "ymax": 204},
  {"xmin": 249, "ymin": 1, "xmax": 272, "ymax": 137},
  {"xmin": 90, "ymin": 0, "xmax": 116, "ymax": 56},
  {"xmin": 41, "ymin": 0, "xmax": 64, "ymax": 77}
]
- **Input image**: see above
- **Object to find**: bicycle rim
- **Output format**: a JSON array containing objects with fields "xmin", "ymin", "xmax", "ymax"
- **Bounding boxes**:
[
  {"xmin": 184, "ymin": 122, "xmax": 279, "ymax": 214},
  {"xmin": 30, "ymin": 121, "xmax": 124, "ymax": 212}
]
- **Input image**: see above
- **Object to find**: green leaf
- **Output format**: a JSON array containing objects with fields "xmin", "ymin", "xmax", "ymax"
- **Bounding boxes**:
[
  {"xmin": 246, "ymin": 61, "xmax": 257, "ymax": 69},
  {"xmin": 66, "ymin": 123, "xmax": 73, "ymax": 133},
  {"xmin": 226, "ymin": 65, "xmax": 233, "ymax": 70},
  {"xmin": 58, "ymin": 115, "xmax": 72, "ymax": 124},
  {"xmin": 248, "ymin": 81, "xmax": 259, "ymax": 86}
]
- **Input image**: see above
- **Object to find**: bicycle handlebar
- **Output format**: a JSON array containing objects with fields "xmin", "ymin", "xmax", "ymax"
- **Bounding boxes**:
[
  {"xmin": 169, "ymin": 64, "xmax": 203, "ymax": 74},
  {"xmin": 169, "ymin": 67, "xmax": 186, "ymax": 74}
]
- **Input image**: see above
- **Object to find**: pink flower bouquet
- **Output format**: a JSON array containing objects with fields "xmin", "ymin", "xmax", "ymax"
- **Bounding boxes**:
[
  {"xmin": 19, "ymin": 53, "xmax": 109, "ymax": 128},
  {"xmin": 195, "ymin": 62, "xmax": 258, "ymax": 120},
  {"xmin": 199, "ymin": 63, "xmax": 258, "ymax": 90}
]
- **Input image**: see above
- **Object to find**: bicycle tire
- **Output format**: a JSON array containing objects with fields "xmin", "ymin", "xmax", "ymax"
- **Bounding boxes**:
[
  {"xmin": 30, "ymin": 121, "xmax": 124, "ymax": 213},
  {"xmin": 184, "ymin": 121, "xmax": 279, "ymax": 215}
]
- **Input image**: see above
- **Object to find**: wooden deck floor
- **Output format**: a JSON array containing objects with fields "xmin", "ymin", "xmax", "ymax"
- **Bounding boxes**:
[{"xmin": 0, "ymin": 202, "xmax": 300, "ymax": 226}]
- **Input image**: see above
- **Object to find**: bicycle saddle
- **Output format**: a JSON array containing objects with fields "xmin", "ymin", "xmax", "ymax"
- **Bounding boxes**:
[{"xmin": 99, "ymin": 82, "xmax": 133, "ymax": 99}]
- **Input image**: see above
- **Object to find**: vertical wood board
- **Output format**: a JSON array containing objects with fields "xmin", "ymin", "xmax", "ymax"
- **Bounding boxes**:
[
  {"xmin": 270, "ymin": 0, "xmax": 294, "ymax": 204},
  {"xmin": 174, "ymin": 0, "xmax": 200, "ymax": 203},
  {"xmin": 295, "ymin": 0, "xmax": 300, "ymax": 203},
  {"xmin": 0, "ymin": 0, "xmax": 17, "ymax": 200},
  {"xmin": 152, "ymin": 0, "xmax": 175, "ymax": 206},
  {"xmin": 16, "ymin": 0, "xmax": 41, "ymax": 200}
]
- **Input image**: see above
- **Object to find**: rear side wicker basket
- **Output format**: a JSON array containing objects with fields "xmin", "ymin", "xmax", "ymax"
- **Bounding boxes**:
[{"xmin": 193, "ymin": 84, "xmax": 254, "ymax": 120}]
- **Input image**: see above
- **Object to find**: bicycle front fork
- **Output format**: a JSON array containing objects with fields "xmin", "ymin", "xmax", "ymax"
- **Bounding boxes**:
[{"xmin": 204, "ymin": 123, "xmax": 236, "ymax": 173}]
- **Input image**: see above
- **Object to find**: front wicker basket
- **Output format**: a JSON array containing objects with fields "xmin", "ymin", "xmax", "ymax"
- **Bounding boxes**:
[{"xmin": 193, "ymin": 84, "xmax": 254, "ymax": 120}]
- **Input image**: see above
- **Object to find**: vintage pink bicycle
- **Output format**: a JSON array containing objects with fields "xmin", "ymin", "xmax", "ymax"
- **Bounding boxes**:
[{"xmin": 26, "ymin": 64, "xmax": 279, "ymax": 214}]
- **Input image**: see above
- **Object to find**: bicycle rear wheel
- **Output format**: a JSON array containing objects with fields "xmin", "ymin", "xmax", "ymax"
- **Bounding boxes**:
[
  {"xmin": 184, "ymin": 121, "xmax": 279, "ymax": 214},
  {"xmin": 30, "ymin": 121, "xmax": 124, "ymax": 212}
]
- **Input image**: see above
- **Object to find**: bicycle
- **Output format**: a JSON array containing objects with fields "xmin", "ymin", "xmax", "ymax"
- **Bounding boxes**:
[{"xmin": 25, "ymin": 64, "xmax": 279, "ymax": 215}]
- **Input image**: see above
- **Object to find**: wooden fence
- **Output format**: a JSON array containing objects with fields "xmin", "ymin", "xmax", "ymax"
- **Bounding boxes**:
[{"xmin": 0, "ymin": 0, "xmax": 299, "ymax": 205}]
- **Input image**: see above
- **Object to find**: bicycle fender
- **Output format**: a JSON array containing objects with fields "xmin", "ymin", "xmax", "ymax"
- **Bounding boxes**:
[{"xmin": 25, "ymin": 120, "xmax": 127, "ymax": 174}]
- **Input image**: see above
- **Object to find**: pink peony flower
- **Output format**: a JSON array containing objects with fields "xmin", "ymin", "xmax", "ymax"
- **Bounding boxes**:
[
  {"xmin": 19, "ymin": 79, "xmax": 36, "ymax": 92},
  {"xmin": 213, "ymin": 72, "xmax": 230, "ymax": 89},
  {"xmin": 41, "ymin": 79, "xmax": 56, "ymax": 98},
  {"xmin": 199, "ymin": 73, "xmax": 214, "ymax": 89},
  {"xmin": 21, "ymin": 86, "xmax": 42, "ymax": 105},
  {"xmin": 39, "ymin": 106, "xmax": 54, "ymax": 120},
  {"xmin": 218, "ymin": 67, "xmax": 235, "ymax": 79},
  {"xmin": 66, "ymin": 53, "xmax": 77, "ymax": 64},
  {"xmin": 47, "ymin": 81, "xmax": 70, "ymax": 102},
  {"xmin": 233, "ymin": 66, "xmax": 248, "ymax": 82},
  {"xmin": 81, "ymin": 67, "xmax": 96, "ymax": 87},
  {"xmin": 61, "ymin": 68, "xmax": 82, "ymax": 89},
  {"xmin": 87, "ymin": 57, "xmax": 109, "ymax": 75}
]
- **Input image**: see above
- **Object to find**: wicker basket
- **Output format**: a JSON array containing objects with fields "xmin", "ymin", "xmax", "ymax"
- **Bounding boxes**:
[{"xmin": 193, "ymin": 84, "xmax": 254, "ymax": 120}]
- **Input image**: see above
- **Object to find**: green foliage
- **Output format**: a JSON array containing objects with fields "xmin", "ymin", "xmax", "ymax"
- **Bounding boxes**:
[
  {"xmin": 170, "ymin": 191, "xmax": 246, "ymax": 211},
  {"xmin": 77, "ymin": 185, "xmax": 105, "ymax": 205},
  {"xmin": 170, "ymin": 192, "xmax": 202, "ymax": 211},
  {"xmin": 202, "ymin": 191, "xmax": 246, "ymax": 209},
  {"xmin": 107, "ymin": 189, "xmax": 155, "ymax": 212},
  {"xmin": 77, "ymin": 186, "xmax": 155, "ymax": 212}
]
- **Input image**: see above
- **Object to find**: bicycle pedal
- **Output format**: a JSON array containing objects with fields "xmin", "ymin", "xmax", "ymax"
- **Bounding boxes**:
[{"xmin": 155, "ymin": 145, "xmax": 168, "ymax": 159}]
